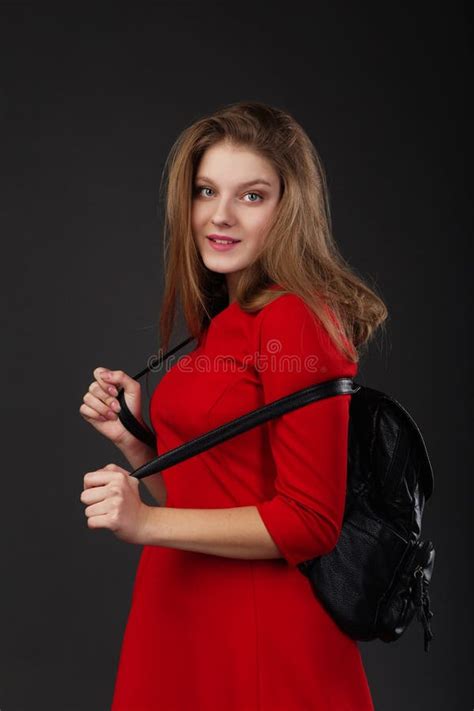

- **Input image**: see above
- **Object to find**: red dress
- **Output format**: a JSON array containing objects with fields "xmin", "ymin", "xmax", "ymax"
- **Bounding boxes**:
[{"xmin": 111, "ymin": 286, "xmax": 374, "ymax": 711}]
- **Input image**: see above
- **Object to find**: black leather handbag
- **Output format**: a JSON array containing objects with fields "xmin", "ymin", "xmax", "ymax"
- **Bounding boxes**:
[{"xmin": 117, "ymin": 336, "xmax": 436, "ymax": 652}]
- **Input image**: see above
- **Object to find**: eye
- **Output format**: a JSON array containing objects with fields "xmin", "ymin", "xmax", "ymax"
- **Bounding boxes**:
[
  {"xmin": 244, "ymin": 192, "xmax": 263, "ymax": 203},
  {"xmin": 193, "ymin": 185, "xmax": 264, "ymax": 203},
  {"xmin": 194, "ymin": 186, "xmax": 214, "ymax": 198}
]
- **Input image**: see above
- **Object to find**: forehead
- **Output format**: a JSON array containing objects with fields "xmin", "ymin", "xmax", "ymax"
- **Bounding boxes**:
[{"xmin": 196, "ymin": 143, "xmax": 278, "ymax": 187}]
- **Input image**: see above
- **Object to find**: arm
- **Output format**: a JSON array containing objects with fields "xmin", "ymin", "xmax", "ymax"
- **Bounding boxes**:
[
  {"xmin": 253, "ymin": 294, "xmax": 357, "ymax": 566},
  {"xmin": 141, "ymin": 505, "xmax": 282, "ymax": 559},
  {"xmin": 117, "ymin": 439, "xmax": 167, "ymax": 507},
  {"xmin": 137, "ymin": 295, "xmax": 356, "ymax": 564}
]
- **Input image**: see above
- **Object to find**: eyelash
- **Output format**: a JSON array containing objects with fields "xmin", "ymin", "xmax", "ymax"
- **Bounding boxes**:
[{"xmin": 193, "ymin": 185, "xmax": 264, "ymax": 203}]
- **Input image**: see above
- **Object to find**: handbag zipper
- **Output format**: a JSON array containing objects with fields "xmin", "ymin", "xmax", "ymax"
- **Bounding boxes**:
[{"xmin": 412, "ymin": 565, "xmax": 434, "ymax": 652}]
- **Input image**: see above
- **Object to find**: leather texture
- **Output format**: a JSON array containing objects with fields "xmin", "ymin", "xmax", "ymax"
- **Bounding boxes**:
[
  {"xmin": 117, "ymin": 336, "xmax": 436, "ymax": 652},
  {"xmin": 298, "ymin": 384, "xmax": 435, "ymax": 652}
]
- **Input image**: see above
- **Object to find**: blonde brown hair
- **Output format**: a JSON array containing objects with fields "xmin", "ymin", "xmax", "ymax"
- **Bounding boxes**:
[{"xmin": 157, "ymin": 100, "xmax": 388, "ymax": 363}]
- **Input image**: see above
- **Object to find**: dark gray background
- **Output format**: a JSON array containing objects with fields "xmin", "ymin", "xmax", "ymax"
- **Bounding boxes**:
[{"xmin": 1, "ymin": 3, "xmax": 471, "ymax": 710}]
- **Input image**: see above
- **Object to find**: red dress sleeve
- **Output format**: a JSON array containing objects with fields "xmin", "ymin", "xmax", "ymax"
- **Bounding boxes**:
[{"xmin": 254, "ymin": 294, "xmax": 357, "ymax": 567}]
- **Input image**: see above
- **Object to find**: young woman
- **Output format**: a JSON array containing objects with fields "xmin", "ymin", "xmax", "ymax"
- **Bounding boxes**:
[{"xmin": 79, "ymin": 100, "xmax": 387, "ymax": 710}]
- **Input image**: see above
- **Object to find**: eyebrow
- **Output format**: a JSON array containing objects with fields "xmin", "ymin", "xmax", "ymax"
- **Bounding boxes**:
[{"xmin": 195, "ymin": 175, "xmax": 273, "ymax": 189}]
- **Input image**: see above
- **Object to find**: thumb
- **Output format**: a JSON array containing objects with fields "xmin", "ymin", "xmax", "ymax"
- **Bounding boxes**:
[{"xmin": 103, "ymin": 462, "xmax": 128, "ymax": 473}]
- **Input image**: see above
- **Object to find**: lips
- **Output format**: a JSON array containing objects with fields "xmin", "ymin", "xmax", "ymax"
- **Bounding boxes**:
[
  {"xmin": 207, "ymin": 235, "xmax": 241, "ymax": 244},
  {"xmin": 206, "ymin": 236, "xmax": 241, "ymax": 252}
]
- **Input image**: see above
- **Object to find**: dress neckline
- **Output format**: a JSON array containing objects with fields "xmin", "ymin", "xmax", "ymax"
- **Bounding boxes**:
[
  {"xmin": 211, "ymin": 283, "xmax": 284, "ymax": 323},
  {"xmin": 199, "ymin": 284, "xmax": 284, "ymax": 349},
  {"xmin": 210, "ymin": 298, "xmax": 239, "ymax": 325}
]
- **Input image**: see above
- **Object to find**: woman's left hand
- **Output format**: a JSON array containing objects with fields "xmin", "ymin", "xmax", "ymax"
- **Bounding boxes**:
[{"xmin": 80, "ymin": 463, "xmax": 152, "ymax": 545}]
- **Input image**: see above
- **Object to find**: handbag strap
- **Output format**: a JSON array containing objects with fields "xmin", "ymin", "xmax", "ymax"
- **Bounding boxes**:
[
  {"xmin": 116, "ymin": 336, "xmax": 195, "ymax": 450},
  {"xmin": 130, "ymin": 376, "xmax": 360, "ymax": 480}
]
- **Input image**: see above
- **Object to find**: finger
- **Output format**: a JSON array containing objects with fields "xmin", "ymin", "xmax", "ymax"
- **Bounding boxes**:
[
  {"xmin": 79, "ymin": 402, "xmax": 108, "ymax": 422},
  {"xmin": 82, "ymin": 391, "xmax": 120, "ymax": 420},
  {"xmin": 87, "ymin": 513, "xmax": 111, "ymax": 530},
  {"xmin": 103, "ymin": 462, "xmax": 127, "ymax": 471},
  {"xmin": 84, "ymin": 500, "xmax": 110, "ymax": 517},
  {"xmin": 94, "ymin": 367, "xmax": 119, "ymax": 395},
  {"xmin": 88, "ymin": 379, "xmax": 119, "ymax": 405},
  {"xmin": 100, "ymin": 369, "xmax": 139, "ymax": 395},
  {"xmin": 80, "ymin": 486, "xmax": 107, "ymax": 505},
  {"xmin": 83, "ymin": 470, "xmax": 121, "ymax": 488}
]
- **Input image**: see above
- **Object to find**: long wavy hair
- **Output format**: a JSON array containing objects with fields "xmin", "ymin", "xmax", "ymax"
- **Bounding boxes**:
[{"xmin": 156, "ymin": 100, "xmax": 388, "ymax": 363}]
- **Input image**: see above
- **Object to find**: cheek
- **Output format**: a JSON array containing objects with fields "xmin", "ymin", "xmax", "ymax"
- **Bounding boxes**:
[
  {"xmin": 191, "ymin": 203, "xmax": 204, "ymax": 231},
  {"xmin": 250, "ymin": 206, "xmax": 275, "ymax": 237}
]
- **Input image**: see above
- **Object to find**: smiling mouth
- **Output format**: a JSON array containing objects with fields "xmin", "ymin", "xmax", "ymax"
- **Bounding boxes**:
[{"xmin": 207, "ymin": 237, "xmax": 241, "ymax": 244}]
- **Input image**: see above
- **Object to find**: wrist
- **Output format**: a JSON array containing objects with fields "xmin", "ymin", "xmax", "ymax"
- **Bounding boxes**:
[
  {"xmin": 117, "ymin": 437, "xmax": 157, "ymax": 467},
  {"xmin": 117, "ymin": 432, "xmax": 154, "ymax": 453},
  {"xmin": 140, "ymin": 505, "xmax": 163, "ymax": 546}
]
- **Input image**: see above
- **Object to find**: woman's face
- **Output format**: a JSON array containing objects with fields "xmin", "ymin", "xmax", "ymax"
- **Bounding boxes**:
[{"xmin": 191, "ymin": 141, "xmax": 281, "ymax": 300}]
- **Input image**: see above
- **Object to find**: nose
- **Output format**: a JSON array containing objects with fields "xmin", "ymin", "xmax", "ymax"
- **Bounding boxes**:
[{"xmin": 211, "ymin": 194, "xmax": 236, "ymax": 228}]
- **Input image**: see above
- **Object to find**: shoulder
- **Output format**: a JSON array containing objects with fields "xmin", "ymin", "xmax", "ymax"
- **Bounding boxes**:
[
  {"xmin": 257, "ymin": 291, "xmax": 332, "ymax": 349},
  {"xmin": 258, "ymin": 291, "xmax": 316, "ymax": 323},
  {"xmin": 255, "ymin": 290, "xmax": 357, "ymax": 380}
]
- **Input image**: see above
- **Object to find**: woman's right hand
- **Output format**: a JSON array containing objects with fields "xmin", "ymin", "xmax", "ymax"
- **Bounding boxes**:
[{"xmin": 79, "ymin": 367, "xmax": 148, "ymax": 450}]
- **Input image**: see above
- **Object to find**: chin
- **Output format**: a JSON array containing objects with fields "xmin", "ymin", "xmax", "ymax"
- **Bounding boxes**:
[{"xmin": 202, "ymin": 260, "xmax": 241, "ymax": 275}]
